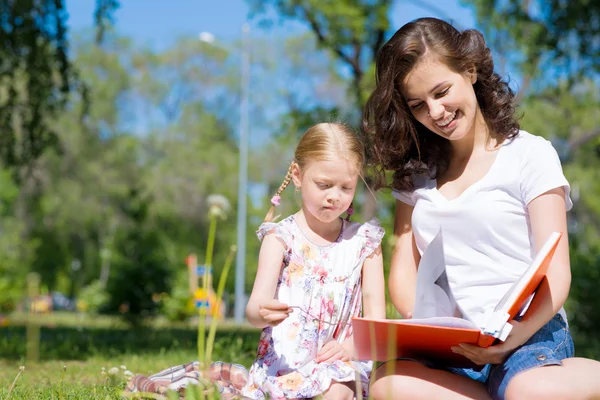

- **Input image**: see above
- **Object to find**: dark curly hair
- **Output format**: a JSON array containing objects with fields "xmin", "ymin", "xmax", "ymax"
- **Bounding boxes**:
[{"xmin": 363, "ymin": 17, "xmax": 520, "ymax": 192}]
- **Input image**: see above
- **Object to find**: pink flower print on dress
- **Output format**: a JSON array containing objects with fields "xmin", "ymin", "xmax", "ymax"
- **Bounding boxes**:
[
  {"xmin": 322, "ymin": 298, "xmax": 335, "ymax": 316},
  {"xmin": 314, "ymin": 266, "xmax": 328, "ymax": 283},
  {"xmin": 257, "ymin": 338, "xmax": 269, "ymax": 358}
]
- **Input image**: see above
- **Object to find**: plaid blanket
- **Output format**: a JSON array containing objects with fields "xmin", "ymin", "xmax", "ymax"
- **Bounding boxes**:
[{"xmin": 125, "ymin": 361, "xmax": 251, "ymax": 399}]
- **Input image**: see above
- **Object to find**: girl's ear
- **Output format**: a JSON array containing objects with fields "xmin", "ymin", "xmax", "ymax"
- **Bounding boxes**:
[{"xmin": 291, "ymin": 162, "xmax": 302, "ymax": 188}]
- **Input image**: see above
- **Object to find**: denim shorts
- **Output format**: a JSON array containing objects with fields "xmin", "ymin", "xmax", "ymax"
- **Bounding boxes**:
[
  {"xmin": 386, "ymin": 314, "xmax": 574, "ymax": 400},
  {"xmin": 448, "ymin": 313, "xmax": 574, "ymax": 400}
]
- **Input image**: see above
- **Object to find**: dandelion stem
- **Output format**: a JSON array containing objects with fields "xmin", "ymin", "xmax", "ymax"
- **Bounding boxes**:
[
  {"xmin": 205, "ymin": 213, "xmax": 218, "ymax": 268},
  {"xmin": 6, "ymin": 366, "xmax": 25, "ymax": 400},
  {"xmin": 59, "ymin": 365, "xmax": 66, "ymax": 400},
  {"xmin": 206, "ymin": 246, "xmax": 237, "ymax": 364}
]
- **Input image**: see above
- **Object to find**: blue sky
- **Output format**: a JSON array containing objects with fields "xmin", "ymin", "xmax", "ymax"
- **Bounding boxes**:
[{"xmin": 65, "ymin": 0, "xmax": 478, "ymax": 48}]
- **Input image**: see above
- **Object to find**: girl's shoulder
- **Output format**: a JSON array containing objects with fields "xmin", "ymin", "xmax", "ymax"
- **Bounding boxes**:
[
  {"xmin": 344, "ymin": 218, "xmax": 385, "ymax": 244},
  {"xmin": 256, "ymin": 215, "xmax": 296, "ymax": 246}
]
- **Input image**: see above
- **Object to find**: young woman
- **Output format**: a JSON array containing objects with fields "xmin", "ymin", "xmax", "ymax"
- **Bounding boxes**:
[{"xmin": 363, "ymin": 17, "xmax": 600, "ymax": 400}]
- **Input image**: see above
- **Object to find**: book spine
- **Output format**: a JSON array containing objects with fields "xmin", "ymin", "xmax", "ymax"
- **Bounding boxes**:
[{"xmin": 477, "ymin": 334, "xmax": 496, "ymax": 348}]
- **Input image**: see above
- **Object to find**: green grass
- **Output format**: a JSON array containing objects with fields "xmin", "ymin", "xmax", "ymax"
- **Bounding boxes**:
[{"xmin": 0, "ymin": 312, "xmax": 260, "ymax": 399}]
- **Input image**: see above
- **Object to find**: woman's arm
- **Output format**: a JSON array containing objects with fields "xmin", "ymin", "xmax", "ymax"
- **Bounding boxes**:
[
  {"xmin": 452, "ymin": 187, "xmax": 572, "ymax": 365},
  {"xmin": 245, "ymin": 234, "xmax": 290, "ymax": 328},
  {"xmin": 361, "ymin": 244, "xmax": 386, "ymax": 319},
  {"xmin": 516, "ymin": 187, "xmax": 571, "ymax": 337},
  {"xmin": 389, "ymin": 200, "xmax": 421, "ymax": 318}
]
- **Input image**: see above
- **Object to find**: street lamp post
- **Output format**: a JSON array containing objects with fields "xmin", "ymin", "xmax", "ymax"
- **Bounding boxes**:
[{"xmin": 234, "ymin": 23, "xmax": 250, "ymax": 324}]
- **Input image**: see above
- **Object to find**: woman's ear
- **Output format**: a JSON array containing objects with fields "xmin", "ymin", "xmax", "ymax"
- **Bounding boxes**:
[
  {"xmin": 291, "ymin": 162, "xmax": 302, "ymax": 188},
  {"xmin": 467, "ymin": 66, "xmax": 477, "ymax": 84}
]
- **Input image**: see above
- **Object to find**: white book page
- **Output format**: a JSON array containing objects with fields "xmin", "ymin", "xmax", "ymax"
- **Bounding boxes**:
[
  {"xmin": 413, "ymin": 231, "xmax": 473, "ymax": 323},
  {"xmin": 393, "ymin": 316, "xmax": 479, "ymax": 330}
]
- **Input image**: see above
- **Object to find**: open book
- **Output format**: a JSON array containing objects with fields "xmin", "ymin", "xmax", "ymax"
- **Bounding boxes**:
[{"xmin": 352, "ymin": 231, "xmax": 563, "ymax": 367}]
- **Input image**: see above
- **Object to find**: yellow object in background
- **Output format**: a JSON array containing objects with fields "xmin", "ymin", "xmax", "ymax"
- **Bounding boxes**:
[{"xmin": 187, "ymin": 254, "xmax": 224, "ymax": 319}]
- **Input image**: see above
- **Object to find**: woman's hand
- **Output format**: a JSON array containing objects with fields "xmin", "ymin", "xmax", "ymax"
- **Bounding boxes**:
[
  {"xmin": 258, "ymin": 299, "xmax": 292, "ymax": 327},
  {"xmin": 451, "ymin": 320, "xmax": 531, "ymax": 365},
  {"xmin": 316, "ymin": 340, "xmax": 352, "ymax": 364}
]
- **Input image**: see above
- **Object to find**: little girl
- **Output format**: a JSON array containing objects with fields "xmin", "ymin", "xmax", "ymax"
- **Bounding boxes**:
[
  {"xmin": 125, "ymin": 122, "xmax": 386, "ymax": 400},
  {"xmin": 242, "ymin": 122, "xmax": 386, "ymax": 399}
]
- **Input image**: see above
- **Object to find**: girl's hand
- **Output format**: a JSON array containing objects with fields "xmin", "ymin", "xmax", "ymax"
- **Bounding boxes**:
[
  {"xmin": 258, "ymin": 300, "xmax": 292, "ymax": 327},
  {"xmin": 316, "ymin": 340, "xmax": 352, "ymax": 364},
  {"xmin": 451, "ymin": 320, "xmax": 530, "ymax": 365}
]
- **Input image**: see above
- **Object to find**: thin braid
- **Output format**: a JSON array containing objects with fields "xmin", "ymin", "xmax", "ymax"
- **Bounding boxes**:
[
  {"xmin": 275, "ymin": 165, "xmax": 293, "ymax": 196},
  {"xmin": 264, "ymin": 163, "xmax": 294, "ymax": 222}
]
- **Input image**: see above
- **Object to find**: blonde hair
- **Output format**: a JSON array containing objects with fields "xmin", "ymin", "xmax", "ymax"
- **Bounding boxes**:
[{"xmin": 264, "ymin": 122, "xmax": 365, "ymax": 222}]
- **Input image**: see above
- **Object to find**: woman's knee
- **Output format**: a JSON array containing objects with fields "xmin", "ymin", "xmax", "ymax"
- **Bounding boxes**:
[
  {"xmin": 505, "ymin": 371, "xmax": 571, "ymax": 400},
  {"xmin": 370, "ymin": 362, "xmax": 434, "ymax": 400},
  {"xmin": 370, "ymin": 360, "xmax": 491, "ymax": 400},
  {"xmin": 370, "ymin": 374, "xmax": 423, "ymax": 400}
]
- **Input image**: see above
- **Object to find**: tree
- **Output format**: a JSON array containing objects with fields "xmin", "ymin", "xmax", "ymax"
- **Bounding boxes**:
[
  {"xmin": 0, "ymin": 0, "xmax": 119, "ymax": 177},
  {"xmin": 105, "ymin": 186, "xmax": 171, "ymax": 324},
  {"xmin": 0, "ymin": 170, "xmax": 34, "ymax": 311},
  {"xmin": 247, "ymin": 0, "xmax": 395, "ymax": 219},
  {"xmin": 464, "ymin": 0, "xmax": 600, "ymax": 83},
  {"xmin": 463, "ymin": 0, "xmax": 600, "ymax": 150},
  {"xmin": 248, "ymin": 0, "xmax": 391, "ymax": 110},
  {"xmin": 29, "ymin": 33, "xmax": 137, "ymax": 295}
]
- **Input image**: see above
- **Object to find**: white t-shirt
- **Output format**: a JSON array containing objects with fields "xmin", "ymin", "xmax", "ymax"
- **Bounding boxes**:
[{"xmin": 393, "ymin": 130, "xmax": 572, "ymax": 327}]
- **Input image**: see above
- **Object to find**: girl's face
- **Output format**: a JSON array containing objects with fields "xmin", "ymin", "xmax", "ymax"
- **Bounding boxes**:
[
  {"xmin": 402, "ymin": 57, "xmax": 480, "ymax": 142},
  {"xmin": 292, "ymin": 158, "xmax": 358, "ymax": 224}
]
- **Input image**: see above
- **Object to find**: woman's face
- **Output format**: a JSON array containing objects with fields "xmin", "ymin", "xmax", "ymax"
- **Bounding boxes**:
[{"xmin": 402, "ymin": 57, "xmax": 480, "ymax": 142}]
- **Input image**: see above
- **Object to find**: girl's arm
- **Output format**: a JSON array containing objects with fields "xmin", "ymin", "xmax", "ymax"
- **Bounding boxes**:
[
  {"xmin": 336, "ymin": 244, "xmax": 386, "ymax": 362},
  {"xmin": 389, "ymin": 200, "xmax": 421, "ymax": 318},
  {"xmin": 514, "ymin": 187, "xmax": 571, "ymax": 340},
  {"xmin": 245, "ymin": 234, "xmax": 290, "ymax": 328}
]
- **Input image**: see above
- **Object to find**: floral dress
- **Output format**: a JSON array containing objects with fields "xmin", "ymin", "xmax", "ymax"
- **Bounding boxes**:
[{"xmin": 242, "ymin": 216, "xmax": 384, "ymax": 399}]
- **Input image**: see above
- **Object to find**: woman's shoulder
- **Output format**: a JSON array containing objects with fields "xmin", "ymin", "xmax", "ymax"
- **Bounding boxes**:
[
  {"xmin": 501, "ymin": 130, "xmax": 564, "ymax": 167},
  {"xmin": 503, "ymin": 130, "xmax": 553, "ymax": 153},
  {"xmin": 391, "ymin": 173, "xmax": 433, "ymax": 204}
]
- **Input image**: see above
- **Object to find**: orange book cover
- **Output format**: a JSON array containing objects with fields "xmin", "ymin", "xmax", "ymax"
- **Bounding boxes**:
[{"xmin": 352, "ymin": 231, "xmax": 563, "ymax": 367}]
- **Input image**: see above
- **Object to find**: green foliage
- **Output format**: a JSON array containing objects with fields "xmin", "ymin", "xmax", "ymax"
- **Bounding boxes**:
[
  {"xmin": 247, "ymin": 0, "xmax": 390, "ymax": 109},
  {"xmin": 567, "ymin": 236, "xmax": 600, "ymax": 359},
  {"xmin": 462, "ymin": 0, "xmax": 600, "ymax": 89},
  {"xmin": 77, "ymin": 281, "xmax": 109, "ymax": 314},
  {"xmin": 0, "ymin": 0, "xmax": 119, "ymax": 176},
  {"xmin": 105, "ymin": 188, "xmax": 171, "ymax": 324},
  {"xmin": 161, "ymin": 271, "xmax": 195, "ymax": 322},
  {"xmin": 0, "ymin": 170, "xmax": 34, "ymax": 312}
]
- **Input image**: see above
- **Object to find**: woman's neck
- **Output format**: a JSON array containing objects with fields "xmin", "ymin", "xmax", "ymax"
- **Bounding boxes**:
[{"xmin": 450, "ymin": 108, "xmax": 500, "ymax": 161}]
